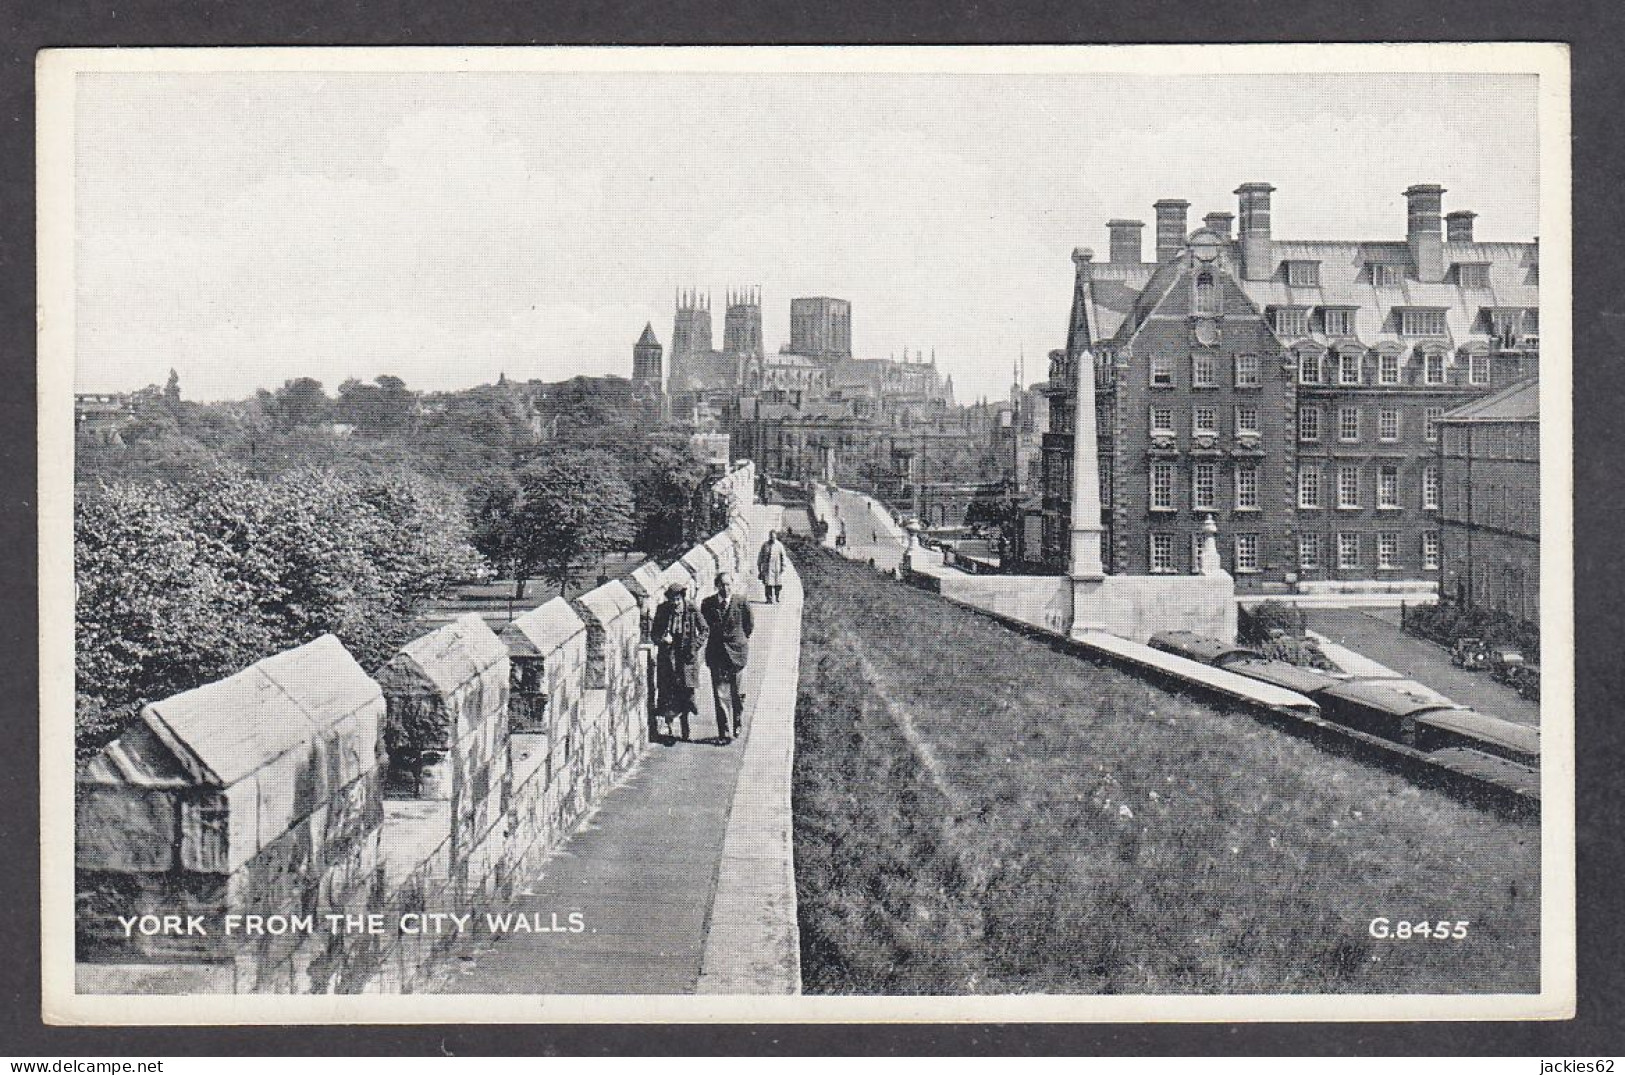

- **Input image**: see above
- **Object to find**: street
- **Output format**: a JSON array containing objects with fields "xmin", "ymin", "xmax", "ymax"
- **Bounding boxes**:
[{"xmin": 1303, "ymin": 608, "xmax": 1540, "ymax": 727}]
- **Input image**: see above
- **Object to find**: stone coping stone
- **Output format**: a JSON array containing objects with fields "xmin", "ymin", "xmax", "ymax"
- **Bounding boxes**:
[
  {"xmin": 387, "ymin": 613, "xmax": 508, "ymax": 699},
  {"xmin": 621, "ymin": 561, "xmax": 666, "ymax": 603},
  {"xmin": 503, "ymin": 597, "xmax": 586, "ymax": 658},
  {"xmin": 80, "ymin": 722, "xmax": 193, "ymax": 788},
  {"xmin": 656, "ymin": 562, "xmax": 695, "ymax": 597},
  {"xmin": 680, "ymin": 544, "xmax": 718, "ymax": 584},
  {"xmin": 704, "ymin": 534, "xmax": 738, "ymax": 574},
  {"xmin": 138, "ymin": 635, "xmax": 382, "ymax": 789},
  {"xmin": 571, "ymin": 580, "xmax": 638, "ymax": 627}
]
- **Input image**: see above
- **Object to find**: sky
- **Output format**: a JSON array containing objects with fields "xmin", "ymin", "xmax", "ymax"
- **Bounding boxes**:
[{"xmin": 71, "ymin": 66, "xmax": 1540, "ymax": 405}]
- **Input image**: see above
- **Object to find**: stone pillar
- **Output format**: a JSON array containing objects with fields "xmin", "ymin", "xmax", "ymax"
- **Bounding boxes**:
[
  {"xmin": 1068, "ymin": 345, "xmax": 1105, "ymax": 580},
  {"xmin": 1200, "ymin": 513, "xmax": 1223, "ymax": 576}
]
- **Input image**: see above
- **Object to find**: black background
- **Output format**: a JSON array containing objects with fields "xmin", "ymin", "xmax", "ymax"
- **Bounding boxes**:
[{"xmin": 3, "ymin": 0, "xmax": 1621, "ymax": 1056}]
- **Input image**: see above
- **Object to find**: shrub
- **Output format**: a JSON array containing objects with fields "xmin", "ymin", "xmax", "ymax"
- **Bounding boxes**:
[
  {"xmin": 1403, "ymin": 600, "xmax": 1540, "ymax": 662},
  {"xmin": 1238, "ymin": 600, "xmax": 1307, "ymax": 646}
]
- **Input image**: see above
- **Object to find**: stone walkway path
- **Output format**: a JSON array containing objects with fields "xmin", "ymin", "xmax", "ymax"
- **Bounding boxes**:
[
  {"xmin": 826, "ymin": 487, "xmax": 908, "ymax": 572},
  {"xmin": 436, "ymin": 507, "xmax": 802, "ymax": 995}
]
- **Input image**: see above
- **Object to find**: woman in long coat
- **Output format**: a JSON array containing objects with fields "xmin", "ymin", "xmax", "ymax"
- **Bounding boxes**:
[{"xmin": 652, "ymin": 581, "xmax": 707, "ymax": 740}]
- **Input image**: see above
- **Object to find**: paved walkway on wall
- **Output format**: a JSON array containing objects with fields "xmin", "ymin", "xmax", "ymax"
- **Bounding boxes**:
[
  {"xmin": 825, "ymin": 487, "xmax": 908, "ymax": 572},
  {"xmin": 436, "ymin": 506, "xmax": 802, "ymax": 995},
  {"xmin": 1303, "ymin": 607, "xmax": 1540, "ymax": 728}
]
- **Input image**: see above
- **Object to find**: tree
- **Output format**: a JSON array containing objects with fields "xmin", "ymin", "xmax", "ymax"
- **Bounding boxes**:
[
  {"xmin": 75, "ymin": 465, "xmax": 483, "ymax": 754},
  {"xmin": 538, "ymin": 376, "xmax": 638, "ymax": 447},
  {"xmin": 163, "ymin": 369, "xmax": 182, "ymax": 408},
  {"xmin": 625, "ymin": 435, "xmax": 712, "ymax": 559},
  {"xmin": 513, "ymin": 450, "xmax": 637, "ymax": 598},
  {"xmin": 466, "ymin": 469, "xmax": 525, "ymax": 588},
  {"xmin": 337, "ymin": 374, "xmax": 417, "ymax": 437},
  {"xmin": 74, "ymin": 481, "xmax": 269, "ymax": 755},
  {"xmin": 270, "ymin": 377, "xmax": 332, "ymax": 431}
]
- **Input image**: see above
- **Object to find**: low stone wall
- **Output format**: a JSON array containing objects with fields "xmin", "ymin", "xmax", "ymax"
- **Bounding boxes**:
[
  {"xmin": 1072, "ymin": 573, "xmax": 1238, "ymax": 643},
  {"xmin": 932, "ymin": 573, "xmax": 1074, "ymax": 636},
  {"xmin": 76, "ymin": 484, "xmax": 760, "ymax": 996}
]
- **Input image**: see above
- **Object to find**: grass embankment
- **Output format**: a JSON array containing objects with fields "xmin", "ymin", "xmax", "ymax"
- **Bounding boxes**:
[{"xmin": 789, "ymin": 538, "xmax": 1539, "ymax": 995}]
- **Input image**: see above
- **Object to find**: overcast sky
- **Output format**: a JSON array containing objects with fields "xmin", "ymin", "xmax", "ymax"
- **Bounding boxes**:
[{"xmin": 72, "ymin": 68, "xmax": 1539, "ymax": 404}]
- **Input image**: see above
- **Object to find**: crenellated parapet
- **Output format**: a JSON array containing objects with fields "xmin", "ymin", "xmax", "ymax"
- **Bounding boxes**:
[{"xmin": 76, "ymin": 478, "xmax": 765, "ymax": 995}]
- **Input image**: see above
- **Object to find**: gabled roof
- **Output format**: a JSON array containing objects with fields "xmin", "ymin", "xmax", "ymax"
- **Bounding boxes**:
[
  {"xmin": 1442, "ymin": 377, "xmax": 1539, "ymax": 422},
  {"xmin": 1086, "ymin": 261, "xmax": 1161, "ymax": 343}
]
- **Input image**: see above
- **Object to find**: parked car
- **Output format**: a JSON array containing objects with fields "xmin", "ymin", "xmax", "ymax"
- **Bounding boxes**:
[
  {"xmin": 1487, "ymin": 646, "xmax": 1527, "ymax": 685},
  {"xmin": 1451, "ymin": 637, "xmax": 1489, "ymax": 670},
  {"xmin": 1507, "ymin": 663, "xmax": 1541, "ymax": 702}
]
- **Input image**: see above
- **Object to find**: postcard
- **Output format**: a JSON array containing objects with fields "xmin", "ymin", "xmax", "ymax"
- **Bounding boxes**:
[{"xmin": 38, "ymin": 43, "xmax": 1573, "ymax": 1023}]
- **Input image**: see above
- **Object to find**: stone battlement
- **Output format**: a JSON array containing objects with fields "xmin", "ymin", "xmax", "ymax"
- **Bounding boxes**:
[{"xmin": 76, "ymin": 462, "xmax": 760, "ymax": 995}]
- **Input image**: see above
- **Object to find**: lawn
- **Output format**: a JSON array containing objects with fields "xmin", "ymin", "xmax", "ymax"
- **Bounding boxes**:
[
  {"xmin": 789, "ymin": 537, "xmax": 1540, "ymax": 995},
  {"xmin": 418, "ymin": 552, "xmax": 650, "ymax": 632}
]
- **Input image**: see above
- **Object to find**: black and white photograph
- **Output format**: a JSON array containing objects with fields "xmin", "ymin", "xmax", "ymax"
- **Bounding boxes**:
[{"xmin": 36, "ymin": 44, "xmax": 1573, "ymax": 1024}]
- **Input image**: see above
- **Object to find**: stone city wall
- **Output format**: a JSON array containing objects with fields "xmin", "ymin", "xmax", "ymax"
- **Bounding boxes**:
[{"xmin": 76, "ymin": 461, "xmax": 760, "ymax": 995}]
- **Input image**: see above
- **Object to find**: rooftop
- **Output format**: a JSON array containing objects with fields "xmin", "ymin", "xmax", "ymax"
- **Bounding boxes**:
[{"xmin": 1441, "ymin": 376, "xmax": 1540, "ymax": 422}]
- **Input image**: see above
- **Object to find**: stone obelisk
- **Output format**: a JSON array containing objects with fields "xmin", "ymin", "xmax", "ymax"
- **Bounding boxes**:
[{"xmin": 1068, "ymin": 341, "xmax": 1106, "ymax": 582}]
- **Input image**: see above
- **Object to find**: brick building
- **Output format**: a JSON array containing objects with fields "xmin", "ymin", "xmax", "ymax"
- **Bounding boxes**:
[
  {"xmin": 1437, "ymin": 377, "xmax": 1540, "ymax": 623},
  {"xmin": 1041, "ymin": 182, "xmax": 1539, "ymax": 591}
]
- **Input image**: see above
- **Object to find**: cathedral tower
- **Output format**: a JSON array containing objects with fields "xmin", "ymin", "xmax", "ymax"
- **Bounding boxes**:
[
  {"xmin": 632, "ymin": 322, "xmax": 663, "ymax": 393},
  {"xmin": 670, "ymin": 289, "xmax": 713, "ymax": 392},
  {"xmin": 722, "ymin": 286, "xmax": 764, "ymax": 358}
]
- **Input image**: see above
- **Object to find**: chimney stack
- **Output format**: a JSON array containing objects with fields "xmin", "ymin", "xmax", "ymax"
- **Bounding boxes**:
[
  {"xmin": 1405, "ymin": 184, "xmax": 1447, "ymax": 283},
  {"xmin": 1445, "ymin": 209, "xmax": 1477, "ymax": 243},
  {"xmin": 1153, "ymin": 199, "xmax": 1190, "ymax": 263},
  {"xmin": 1072, "ymin": 246, "xmax": 1095, "ymax": 281},
  {"xmin": 1106, "ymin": 219, "xmax": 1145, "ymax": 264},
  {"xmin": 1235, "ymin": 182, "xmax": 1276, "ymax": 281},
  {"xmin": 1203, "ymin": 211, "xmax": 1234, "ymax": 239}
]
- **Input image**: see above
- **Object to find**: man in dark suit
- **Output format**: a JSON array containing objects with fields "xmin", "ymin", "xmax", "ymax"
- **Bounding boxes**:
[{"xmin": 700, "ymin": 571, "xmax": 754, "ymax": 743}]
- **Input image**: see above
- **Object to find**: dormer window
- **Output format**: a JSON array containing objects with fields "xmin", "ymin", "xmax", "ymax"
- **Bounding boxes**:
[
  {"xmin": 1323, "ymin": 308, "xmax": 1356, "ymax": 337},
  {"xmin": 1456, "ymin": 263, "xmax": 1491, "ymax": 288},
  {"xmin": 1286, "ymin": 260, "xmax": 1321, "ymax": 287},
  {"xmin": 1298, "ymin": 348, "xmax": 1323, "ymax": 384},
  {"xmin": 1424, "ymin": 351, "xmax": 1447, "ymax": 385},
  {"xmin": 1486, "ymin": 307, "xmax": 1539, "ymax": 347},
  {"xmin": 1272, "ymin": 307, "xmax": 1308, "ymax": 337},
  {"xmin": 1401, "ymin": 308, "xmax": 1449, "ymax": 337},
  {"xmin": 1370, "ymin": 263, "xmax": 1404, "ymax": 287}
]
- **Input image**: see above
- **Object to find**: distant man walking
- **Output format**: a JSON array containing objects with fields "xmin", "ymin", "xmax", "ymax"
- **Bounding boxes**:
[
  {"xmin": 652, "ymin": 580, "xmax": 706, "ymax": 741},
  {"xmin": 701, "ymin": 572, "xmax": 754, "ymax": 743},
  {"xmin": 757, "ymin": 530, "xmax": 787, "ymax": 604}
]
